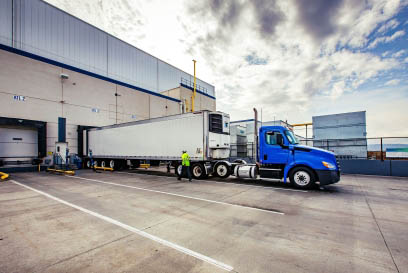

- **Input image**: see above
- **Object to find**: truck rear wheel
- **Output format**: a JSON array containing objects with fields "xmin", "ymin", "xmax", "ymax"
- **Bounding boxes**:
[
  {"xmin": 101, "ymin": 160, "xmax": 107, "ymax": 168},
  {"xmin": 289, "ymin": 167, "xmax": 315, "ymax": 189},
  {"xmin": 215, "ymin": 162, "xmax": 230, "ymax": 179},
  {"xmin": 192, "ymin": 163, "xmax": 206, "ymax": 179}
]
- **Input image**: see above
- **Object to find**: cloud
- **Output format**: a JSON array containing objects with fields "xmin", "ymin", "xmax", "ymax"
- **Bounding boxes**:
[
  {"xmin": 251, "ymin": 0, "xmax": 285, "ymax": 37},
  {"xmin": 377, "ymin": 18, "xmax": 400, "ymax": 33},
  {"xmin": 392, "ymin": 49, "xmax": 407, "ymax": 58},
  {"xmin": 293, "ymin": 0, "xmax": 343, "ymax": 42},
  {"xmin": 385, "ymin": 79, "xmax": 401, "ymax": 86},
  {"xmin": 368, "ymin": 30, "xmax": 406, "ymax": 49}
]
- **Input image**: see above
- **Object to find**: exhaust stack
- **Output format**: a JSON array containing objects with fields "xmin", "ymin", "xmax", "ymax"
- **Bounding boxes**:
[{"xmin": 253, "ymin": 108, "xmax": 259, "ymax": 163}]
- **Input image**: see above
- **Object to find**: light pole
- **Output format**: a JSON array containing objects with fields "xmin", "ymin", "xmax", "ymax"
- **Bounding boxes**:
[
  {"xmin": 115, "ymin": 89, "xmax": 121, "ymax": 124},
  {"xmin": 192, "ymin": 60, "xmax": 197, "ymax": 112}
]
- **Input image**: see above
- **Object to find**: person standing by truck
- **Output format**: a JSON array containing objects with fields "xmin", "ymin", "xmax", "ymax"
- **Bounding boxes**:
[{"xmin": 178, "ymin": 150, "xmax": 192, "ymax": 182}]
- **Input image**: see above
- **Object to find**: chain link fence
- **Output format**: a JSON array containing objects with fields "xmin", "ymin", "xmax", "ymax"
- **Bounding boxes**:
[{"xmin": 231, "ymin": 137, "xmax": 408, "ymax": 161}]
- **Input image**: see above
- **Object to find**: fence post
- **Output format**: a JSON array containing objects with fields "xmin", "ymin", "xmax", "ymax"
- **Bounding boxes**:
[{"xmin": 380, "ymin": 137, "xmax": 384, "ymax": 161}]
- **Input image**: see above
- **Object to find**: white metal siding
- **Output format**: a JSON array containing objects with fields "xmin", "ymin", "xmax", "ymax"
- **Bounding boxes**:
[
  {"xmin": 108, "ymin": 36, "xmax": 158, "ymax": 92},
  {"xmin": 14, "ymin": 0, "xmax": 108, "ymax": 75},
  {"xmin": 4, "ymin": 0, "xmax": 215, "ymax": 98},
  {"xmin": 0, "ymin": 0, "xmax": 12, "ymax": 46},
  {"xmin": 0, "ymin": 127, "xmax": 38, "ymax": 158}
]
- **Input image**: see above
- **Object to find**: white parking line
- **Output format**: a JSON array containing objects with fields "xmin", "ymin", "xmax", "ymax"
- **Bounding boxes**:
[
  {"xmin": 10, "ymin": 179, "xmax": 234, "ymax": 272},
  {"xmin": 69, "ymin": 175, "xmax": 284, "ymax": 215},
  {"xmin": 116, "ymin": 171, "xmax": 308, "ymax": 193}
]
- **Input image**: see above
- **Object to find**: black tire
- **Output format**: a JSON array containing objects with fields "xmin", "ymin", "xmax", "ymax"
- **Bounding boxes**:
[
  {"xmin": 175, "ymin": 164, "xmax": 182, "ymax": 177},
  {"xmin": 191, "ymin": 163, "xmax": 206, "ymax": 179},
  {"xmin": 214, "ymin": 162, "xmax": 230, "ymax": 179},
  {"xmin": 109, "ymin": 159, "xmax": 117, "ymax": 170},
  {"xmin": 289, "ymin": 167, "xmax": 316, "ymax": 189},
  {"xmin": 101, "ymin": 160, "xmax": 107, "ymax": 168},
  {"xmin": 86, "ymin": 159, "xmax": 92, "ymax": 169}
]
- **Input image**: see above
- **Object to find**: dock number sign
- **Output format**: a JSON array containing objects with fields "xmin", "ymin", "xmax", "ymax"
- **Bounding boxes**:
[{"xmin": 13, "ymin": 95, "xmax": 25, "ymax": 101}]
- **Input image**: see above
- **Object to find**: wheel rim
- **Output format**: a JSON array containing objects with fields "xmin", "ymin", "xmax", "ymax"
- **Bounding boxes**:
[
  {"xmin": 110, "ymin": 160, "xmax": 115, "ymax": 169},
  {"xmin": 217, "ymin": 164, "xmax": 228, "ymax": 176},
  {"xmin": 294, "ymin": 171, "xmax": 311, "ymax": 186},
  {"xmin": 177, "ymin": 165, "xmax": 183, "ymax": 175},
  {"xmin": 193, "ymin": 165, "xmax": 202, "ymax": 177},
  {"xmin": 87, "ymin": 161, "xmax": 91, "ymax": 168},
  {"xmin": 94, "ymin": 161, "xmax": 98, "ymax": 167},
  {"xmin": 101, "ymin": 161, "xmax": 106, "ymax": 168}
]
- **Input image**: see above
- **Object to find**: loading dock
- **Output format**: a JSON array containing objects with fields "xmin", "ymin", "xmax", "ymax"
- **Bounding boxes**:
[{"xmin": 0, "ymin": 117, "xmax": 46, "ymax": 169}]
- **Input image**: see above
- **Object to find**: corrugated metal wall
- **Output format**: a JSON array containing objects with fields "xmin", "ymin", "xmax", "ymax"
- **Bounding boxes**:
[
  {"xmin": 312, "ymin": 111, "xmax": 367, "ymax": 139},
  {"xmin": 0, "ymin": 0, "xmax": 215, "ymax": 97},
  {"xmin": 0, "ymin": 0, "xmax": 12, "ymax": 46},
  {"xmin": 312, "ymin": 111, "xmax": 367, "ymax": 158}
]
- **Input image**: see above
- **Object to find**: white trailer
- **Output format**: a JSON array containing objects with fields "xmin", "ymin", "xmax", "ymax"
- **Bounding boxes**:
[{"xmin": 84, "ymin": 111, "xmax": 232, "ymax": 179}]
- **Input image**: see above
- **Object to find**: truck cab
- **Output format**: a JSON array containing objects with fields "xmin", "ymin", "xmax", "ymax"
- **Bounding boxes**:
[{"xmin": 258, "ymin": 126, "xmax": 340, "ymax": 188}]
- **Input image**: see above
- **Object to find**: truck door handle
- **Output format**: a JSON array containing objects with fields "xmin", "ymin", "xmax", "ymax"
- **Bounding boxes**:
[{"xmin": 264, "ymin": 154, "xmax": 267, "ymax": 160}]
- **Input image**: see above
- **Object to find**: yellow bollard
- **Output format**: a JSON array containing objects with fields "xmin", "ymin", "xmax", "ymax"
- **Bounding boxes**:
[
  {"xmin": 0, "ymin": 172, "xmax": 9, "ymax": 180},
  {"xmin": 93, "ymin": 166, "xmax": 114, "ymax": 172},
  {"xmin": 46, "ymin": 168, "xmax": 75, "ymax": 175}
]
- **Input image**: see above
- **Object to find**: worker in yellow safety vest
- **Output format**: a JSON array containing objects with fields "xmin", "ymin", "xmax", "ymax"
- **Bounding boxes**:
[{"xmin": 178, "ymin": 150, "xmax": 192, "ymax": 182}]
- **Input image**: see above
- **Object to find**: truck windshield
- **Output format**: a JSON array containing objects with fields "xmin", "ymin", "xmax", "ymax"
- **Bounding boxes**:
[{"xmin": 285, "ymin": 130, "xmax": 299, "ymax": 144}]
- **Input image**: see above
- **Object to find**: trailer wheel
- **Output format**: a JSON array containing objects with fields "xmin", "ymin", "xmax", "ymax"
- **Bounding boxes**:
[
  {"xmin": 175, "ymin": 164, "xmax": 182, "ymax": 177},
  {"xmin": 86, "ymin": 160, "xmax": 92, "ymax": 169},
  {"xmin": 192, "ymin": 163, "xmax": 206, "ymax": 179},
  {"xmin": 215, "ymin": 162, "xmax": 230, "ymax": 179},
  {"xmin": 109, "ymin": 160, "xmax": 116, "ymax": 169},
  {"xmin": 289, "ymin": 167, "xmax": 316, "ymax": 189},
  {"xmin": 101, "ymin": 160, "xmax": 106, "ymax": 168}
]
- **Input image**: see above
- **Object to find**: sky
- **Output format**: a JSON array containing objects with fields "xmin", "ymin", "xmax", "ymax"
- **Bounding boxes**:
[{"xmin": 44, "ymin": 0, "xmax": 408, "ymax": 137}]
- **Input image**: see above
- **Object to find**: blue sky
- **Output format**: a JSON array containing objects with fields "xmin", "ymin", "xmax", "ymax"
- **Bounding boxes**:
[{"xmin": 46, "ymin": 0, "xmax": 408, "ymax": 137}]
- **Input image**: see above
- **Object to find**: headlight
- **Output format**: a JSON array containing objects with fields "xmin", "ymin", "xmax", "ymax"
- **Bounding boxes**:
[{"xmin": 322, "ymin": 161, "xmax": 335, "ymax": 169}]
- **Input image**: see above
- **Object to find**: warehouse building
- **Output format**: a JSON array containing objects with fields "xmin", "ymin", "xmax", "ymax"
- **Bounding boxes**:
[
  {"xmin": 0, "ymin": 0, "xmax": 216, "ymax": 169},
  {"xmin": 312, "ymin": 111, "xmax": 367, "ymax": 158}
]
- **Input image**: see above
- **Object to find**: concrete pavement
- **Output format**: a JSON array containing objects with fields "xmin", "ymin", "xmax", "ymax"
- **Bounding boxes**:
[{"xmin": 0, "ymin": 171, "xmax": 406, "ymax": 273}]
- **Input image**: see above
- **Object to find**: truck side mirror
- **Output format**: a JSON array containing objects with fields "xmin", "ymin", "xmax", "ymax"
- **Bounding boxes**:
[{"xmin": 277, "ymin": 134, "xmax": 284, "ymax": 146}]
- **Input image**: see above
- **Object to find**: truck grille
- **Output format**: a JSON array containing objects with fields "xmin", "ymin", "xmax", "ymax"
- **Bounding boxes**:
[{"xmin": 336, "ymin": 157, "xmax": 341, "ymax": 172}]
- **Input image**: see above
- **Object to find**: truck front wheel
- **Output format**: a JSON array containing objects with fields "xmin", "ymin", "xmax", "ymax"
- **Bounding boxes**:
[
  {"xmin": 289, "ymin": 167, "xmax": 316, "ymax": 189},
  {"xmin": 215, "ymin": 162, "xmax": 230, "ymax": 179}
]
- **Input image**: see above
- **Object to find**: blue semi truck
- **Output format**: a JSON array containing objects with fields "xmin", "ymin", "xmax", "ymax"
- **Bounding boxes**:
[
  {"xmin": 232, "ymin": 123, "xmax": 340, "ymax": 189},
  {"xmin": 226, "ymin": 108, "xmax": 341, "ymax": 189}
]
